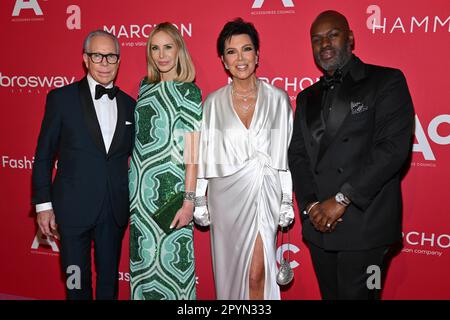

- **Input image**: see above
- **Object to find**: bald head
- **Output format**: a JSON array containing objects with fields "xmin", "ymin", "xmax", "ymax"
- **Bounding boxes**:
[
  {"xmin": 310, "ymin": 10, "xmax": 354, "ymax": 74},
  {"xmin": 311, "ymin": 10, "xmax": 350, "ymax": 34}
]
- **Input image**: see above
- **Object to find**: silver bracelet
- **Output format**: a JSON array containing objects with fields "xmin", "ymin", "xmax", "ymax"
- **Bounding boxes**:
[
  {"xmin": 306, "ymin": 201, "xmax": 320, "ymax": 214},
  {"xmin": 281, "ymin": 193, "xmax": 293, "ymax": 207},
  {"xmin": 194, "ymin": 196, "xmax": 207, "ymax": 207},
  {"xmin": 184, "ymin": 191, "xmax": 195, "ymax": 202}
]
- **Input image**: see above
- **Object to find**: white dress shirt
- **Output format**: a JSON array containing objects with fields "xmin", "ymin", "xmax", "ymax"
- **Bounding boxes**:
[
  {"xmin": 36, "ymin": 74, "xmax": 118, "ymax": 213},
  {"xmin": 87, "ymin": 74, "xmax": 118, "ymax": 153}
]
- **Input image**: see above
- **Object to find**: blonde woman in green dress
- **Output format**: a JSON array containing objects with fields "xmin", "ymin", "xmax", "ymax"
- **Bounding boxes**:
[{"xmin": 129, "ymin": 22, "xmax": 202, "ymax": 300}]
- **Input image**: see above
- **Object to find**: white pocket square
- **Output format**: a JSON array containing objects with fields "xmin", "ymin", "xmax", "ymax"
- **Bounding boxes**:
[{"xmin": 125, "ymin": 121, "xmax": 133, "ymax": 125}]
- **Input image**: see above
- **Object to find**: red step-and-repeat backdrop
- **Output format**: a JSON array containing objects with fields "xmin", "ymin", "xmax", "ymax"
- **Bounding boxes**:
[{"xmin": 0, "ymin": 0, "xmax": 449, "ymax": 300}]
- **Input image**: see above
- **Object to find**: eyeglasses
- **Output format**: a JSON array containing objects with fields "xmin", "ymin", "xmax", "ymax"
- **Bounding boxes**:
[{"xmin": 85, "ymin": 52, "xmax": 120, "ymax": 64}]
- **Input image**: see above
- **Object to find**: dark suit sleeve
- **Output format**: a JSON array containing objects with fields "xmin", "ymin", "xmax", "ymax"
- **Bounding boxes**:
[
  {"xmin": 31, "ymin": 91, "xmax": 61, "ymax": 205},
  {"xmin": 341, "ymin": 70, "xmax": 414, "ymax": 210},
  {"xmin": 288, "ymin": 93, "xmax": 319, "ymax": 213}
]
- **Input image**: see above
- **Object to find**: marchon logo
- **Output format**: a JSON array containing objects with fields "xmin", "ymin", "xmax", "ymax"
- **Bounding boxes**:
[
  {"xmin": 258, "ymin": 76, "xmax": 319, "ymax": 96},
  {"xmin": 413, "ymin": 114, "xmax": 449, "ymax": 161},
  {"xmin": 12, "ymin": 0, "xmax": 43, "ymax": 16},
  {"xmin": 402, "ymin": 231, "xmax": 449, "ymax": 257},
  {"xmin": 252, "ymin": 0, "xmax": 295, "ymax": 8},
  {"xmin": 227, "ymin": 75, "xmax": 319, "ymax": 101},
  {"xmin": 367, "ymin": 5, "xmax": 450, "ymax": 34},
  {"xmin": 0, "ymin": 72, "xmax": 76, "ymax": 89},
  {"xmin": 105, "ymin": 23, "xmax": 193, "ymax": 49},
  {"xmin": 105, "ymin": 23, "xmax": 193, "ymax": 39},
  {"xmin": 403, "ymin": 231, "xmax": 450, "ymax": 249}
]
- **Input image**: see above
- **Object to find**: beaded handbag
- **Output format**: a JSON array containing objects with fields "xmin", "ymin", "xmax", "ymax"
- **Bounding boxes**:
[{"xmin": 276, "ymin": 226, "xmax": 294, "ymax": 286}]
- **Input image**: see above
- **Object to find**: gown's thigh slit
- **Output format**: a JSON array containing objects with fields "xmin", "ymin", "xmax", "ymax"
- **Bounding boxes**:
[{"xmin": 248, "ymin": 232, "xmax": 267, "ymax": 300}]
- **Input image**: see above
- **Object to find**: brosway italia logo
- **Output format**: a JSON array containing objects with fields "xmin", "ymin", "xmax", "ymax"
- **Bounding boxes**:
[
  {"xmin": 251, "ymin": 0, "xmax": 296, "ymax": 15},
  {"xmin": 0, "ymin": 72, "xmax": 76, "ymax": 94}
]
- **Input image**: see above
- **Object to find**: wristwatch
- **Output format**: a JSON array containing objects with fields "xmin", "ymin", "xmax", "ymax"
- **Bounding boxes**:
[{"xmin": 335, "ymin": 192, "xmax": 351, "ymax": 207}]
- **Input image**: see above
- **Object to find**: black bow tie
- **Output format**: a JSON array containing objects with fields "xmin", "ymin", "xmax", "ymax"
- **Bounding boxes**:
[
  {"xmin": 321, "ymin": 69, "xmax": 343, "ymax": 89},
  {"xmin": 95, "ymin": 84, "xmax": 119, "ymax": 100}
]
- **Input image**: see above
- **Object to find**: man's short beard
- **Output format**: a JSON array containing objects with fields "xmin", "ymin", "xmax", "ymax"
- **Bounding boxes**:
[{"xmin": 316, "ymin": 41, "xmax": 352, "ymax": 72}]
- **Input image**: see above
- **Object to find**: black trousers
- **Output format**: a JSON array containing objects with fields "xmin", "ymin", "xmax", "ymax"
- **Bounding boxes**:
[
  {"xmin": 58, "ymin": 196, "xmax": 126, "ymax": 300},
  {"xmin": 308, "ymin": 241, "xmax": 389, "ymax": 300}
]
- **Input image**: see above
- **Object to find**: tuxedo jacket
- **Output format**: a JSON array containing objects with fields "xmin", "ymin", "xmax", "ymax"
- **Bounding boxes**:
[
  {"xmin": 288, "ymin": 56, "xmax": 414, "ymax": 251},
  {"xmin": 32, "ymin": 77, "xmax": 135, "ymax": 228}
]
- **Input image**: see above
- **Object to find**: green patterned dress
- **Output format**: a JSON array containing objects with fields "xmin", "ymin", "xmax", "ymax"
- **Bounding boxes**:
[{"xmin": 129, "ymin": 80, "xmax": 202, "ymax": 300}]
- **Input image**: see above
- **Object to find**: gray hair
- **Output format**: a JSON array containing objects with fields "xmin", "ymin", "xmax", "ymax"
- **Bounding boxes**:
[{"xmin": 83, "ymin": 29, "xmax": 120, "ymax": 54}]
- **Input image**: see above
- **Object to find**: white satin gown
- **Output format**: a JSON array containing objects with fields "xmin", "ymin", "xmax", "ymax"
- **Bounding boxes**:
[{"xmin": 197, "ymin": 81, "xmax": 293, "ymax": 299}]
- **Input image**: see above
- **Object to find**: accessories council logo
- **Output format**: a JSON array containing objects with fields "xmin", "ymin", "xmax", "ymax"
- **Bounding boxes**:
[{"xmin": 251, "ymin": 0, "xmax": 296, "ymax": 16}]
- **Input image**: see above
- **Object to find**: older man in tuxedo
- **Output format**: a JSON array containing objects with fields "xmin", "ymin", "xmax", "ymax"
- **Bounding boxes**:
[
  {"xmin": 288, "ymin": 11, "xmax": 414, "ymax": 299},
  {"xmin": 32, "ymin": 30, "xmax": 135, "ymax": 299}
]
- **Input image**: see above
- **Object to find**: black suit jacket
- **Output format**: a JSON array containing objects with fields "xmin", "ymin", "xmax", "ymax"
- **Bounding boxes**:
[
  {"xmin": 288, "ymin": 56, "xmax": 414, "ymax": 251},
  {"xmin": 32, "ymin": 77, "xmax": 136, "ymax": 228}
]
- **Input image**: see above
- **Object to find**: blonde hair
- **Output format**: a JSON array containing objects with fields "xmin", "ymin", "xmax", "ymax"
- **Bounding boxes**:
[{"xmin": 146, "ymin": 22, "xmax": 196, "ymax": 83}]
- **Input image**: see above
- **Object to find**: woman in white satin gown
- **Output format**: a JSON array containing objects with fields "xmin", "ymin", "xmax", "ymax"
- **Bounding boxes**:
[{"xmin": 194, "ymin": 18, "xmax": 294, "ymax": 300}]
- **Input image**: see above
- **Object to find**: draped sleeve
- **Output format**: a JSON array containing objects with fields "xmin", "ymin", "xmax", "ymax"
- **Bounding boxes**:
[{"xmin": 268, "ymin": 84, "xmax": 293, "ymax": 171}]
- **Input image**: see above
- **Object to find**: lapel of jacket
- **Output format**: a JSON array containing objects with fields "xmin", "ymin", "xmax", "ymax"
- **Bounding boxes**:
[
  {"xmin": 107, "ymin": 90, "xmax": 126, "ymax": 158},
  {"xmin": 316, "ymin": 56, "xmax": 368, "ymax": 164},
  {"xmin": 79, "ymin": 77, "xmax": 107, "ymax": 155},
  {"xmin": 304, "ymin": 84, "xmax": 325, "ymax": 165},
  {"xmin": 305, "ymin": 84, "xmax": 324, "ymax": 133}
]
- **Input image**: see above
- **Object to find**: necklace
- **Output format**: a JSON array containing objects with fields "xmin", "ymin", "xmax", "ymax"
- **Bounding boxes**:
[
  {"xmin": 231, "ymin": 81, "xmax": 258, "ymax": 114},
  {"xmin": 232, "ymin": 88, "xmax": 256, "ymax": 102},
  {"xmin": 231, "ymin": 84, "xmax": 257, "ymax": 102},
  {"xmin": 238, "ymin": 103, "xmax": 253, "ymax": 113},
  {"xmin": 232, "ymin": 90, "xmax": 256, "ymax": 113}
]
